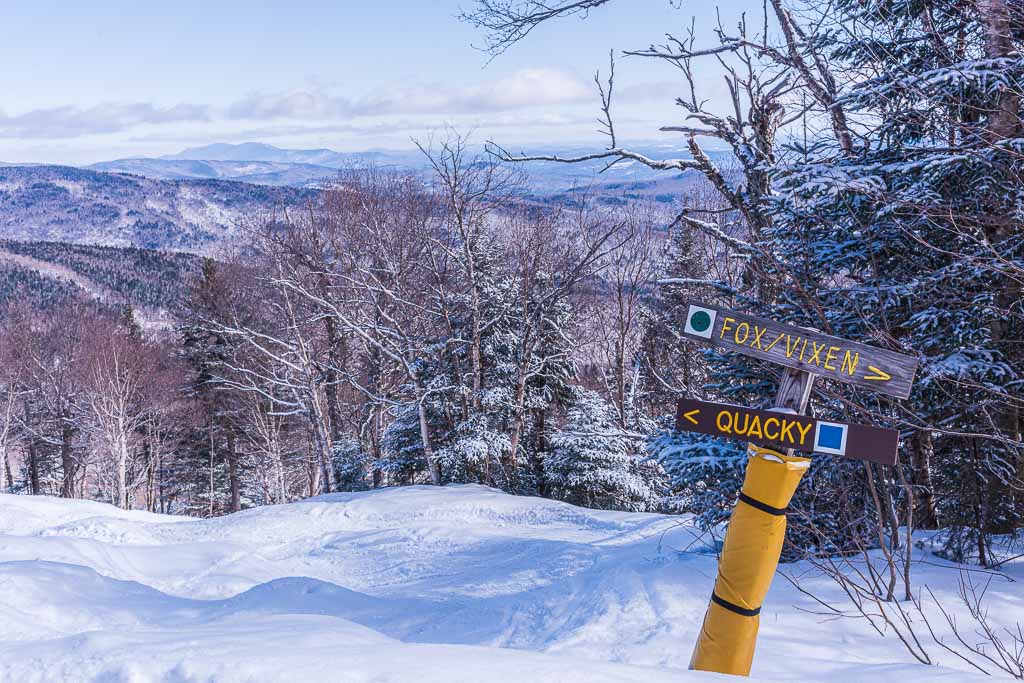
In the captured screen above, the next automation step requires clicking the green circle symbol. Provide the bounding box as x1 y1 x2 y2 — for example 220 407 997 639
690 310 712 332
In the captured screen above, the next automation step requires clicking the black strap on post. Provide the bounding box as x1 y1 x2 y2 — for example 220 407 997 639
711 592 761 617
738 491 787 516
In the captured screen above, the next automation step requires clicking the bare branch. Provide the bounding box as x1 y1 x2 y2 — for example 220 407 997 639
459 0 614 55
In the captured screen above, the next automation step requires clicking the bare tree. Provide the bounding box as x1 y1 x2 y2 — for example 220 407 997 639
80 318 166 509
240 390 290 505
20 305 92 498
262 170 451 485
586 201 667 427
200 259 337 497
0 307 30 493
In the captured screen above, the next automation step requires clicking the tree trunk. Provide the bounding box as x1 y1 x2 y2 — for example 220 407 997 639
28 443 39 495
227 430 241 512
878 464 902 551
116 433 129 509
534 407 548 496
142 437 154 512
614 337 627 427
59 412 76 498
307 393 333 496
979 0 1024 530
371 404 383 488
276 444 287 504
0 391 14 493
3 457 13 494
507 371 528 480
208 422 216 516
155 437 165 513
470 290 484 413
971 438 992 566
980 0 1021 142
26 402 39 495
301 357 334 496
864 462 898 601
324 317 344 442
910 431 938 529
416 396 442 486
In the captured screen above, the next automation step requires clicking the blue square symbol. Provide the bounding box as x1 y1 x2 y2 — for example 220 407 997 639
817 424 845 451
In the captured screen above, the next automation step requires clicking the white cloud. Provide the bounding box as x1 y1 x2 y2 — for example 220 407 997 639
161 110 599 142
226 67 594 120
0 68 676 148
0 103 209 139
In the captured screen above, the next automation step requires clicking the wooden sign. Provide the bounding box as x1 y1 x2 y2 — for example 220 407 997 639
675 398 900 465
682 301 919 399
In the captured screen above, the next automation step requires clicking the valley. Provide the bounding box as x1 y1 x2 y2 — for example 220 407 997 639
0 141 705 320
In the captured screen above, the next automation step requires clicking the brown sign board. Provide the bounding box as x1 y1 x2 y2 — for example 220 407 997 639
675 398 900 465
682 301 919 399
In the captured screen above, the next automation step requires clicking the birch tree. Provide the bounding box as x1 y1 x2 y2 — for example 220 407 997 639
80 318 165 509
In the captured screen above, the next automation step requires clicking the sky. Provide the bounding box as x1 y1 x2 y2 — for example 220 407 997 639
0 0 762 164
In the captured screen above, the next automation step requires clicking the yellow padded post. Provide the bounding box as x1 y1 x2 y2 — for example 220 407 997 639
689 444 811 676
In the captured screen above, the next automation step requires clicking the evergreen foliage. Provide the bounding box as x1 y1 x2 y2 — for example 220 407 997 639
546 389 665 512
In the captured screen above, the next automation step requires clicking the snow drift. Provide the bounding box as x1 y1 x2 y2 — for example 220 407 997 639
0 485 1010 681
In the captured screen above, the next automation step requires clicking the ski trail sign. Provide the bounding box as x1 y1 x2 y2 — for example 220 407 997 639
682 302 919 399
675 398 900 465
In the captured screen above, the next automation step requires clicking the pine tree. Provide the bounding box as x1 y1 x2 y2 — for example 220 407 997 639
546 389 665 512
332 437 372 492
765 0 1024 564
380 400 433 485
178 258 247 513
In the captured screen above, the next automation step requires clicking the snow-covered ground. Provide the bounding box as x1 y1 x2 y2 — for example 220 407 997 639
0 485 1016 682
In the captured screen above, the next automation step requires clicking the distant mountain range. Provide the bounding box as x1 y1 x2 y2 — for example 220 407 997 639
88 158 344 187
90 142 424 187
0 141 723 253
0 141 723 320
88 143 412 187
85 141 716 194
165 141 405 167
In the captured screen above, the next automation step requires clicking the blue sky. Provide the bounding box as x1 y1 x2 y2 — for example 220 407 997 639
0 0 761 164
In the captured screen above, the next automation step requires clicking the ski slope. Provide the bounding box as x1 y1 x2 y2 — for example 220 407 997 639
0 485 1013 681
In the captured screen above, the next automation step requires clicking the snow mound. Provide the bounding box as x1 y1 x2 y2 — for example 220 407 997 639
0 485 1007 681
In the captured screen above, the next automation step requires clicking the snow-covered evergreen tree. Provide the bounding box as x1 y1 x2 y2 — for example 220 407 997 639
546 389 665 512
761 0 1024 564
649 428 746 521
379 401 432 485
332 437 372 492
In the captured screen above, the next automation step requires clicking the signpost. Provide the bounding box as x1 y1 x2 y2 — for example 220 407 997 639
675 398 900 465
682 301 919 399
682 301 918 677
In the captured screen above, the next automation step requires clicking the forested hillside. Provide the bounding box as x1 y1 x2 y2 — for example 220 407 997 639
0 157 701 254
0 240 202 320
0 165 315 251
0 259 83 313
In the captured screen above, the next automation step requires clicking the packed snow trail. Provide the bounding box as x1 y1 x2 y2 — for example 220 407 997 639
0 485 1010 681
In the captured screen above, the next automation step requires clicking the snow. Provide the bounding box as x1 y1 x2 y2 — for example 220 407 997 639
0 485 1013 681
